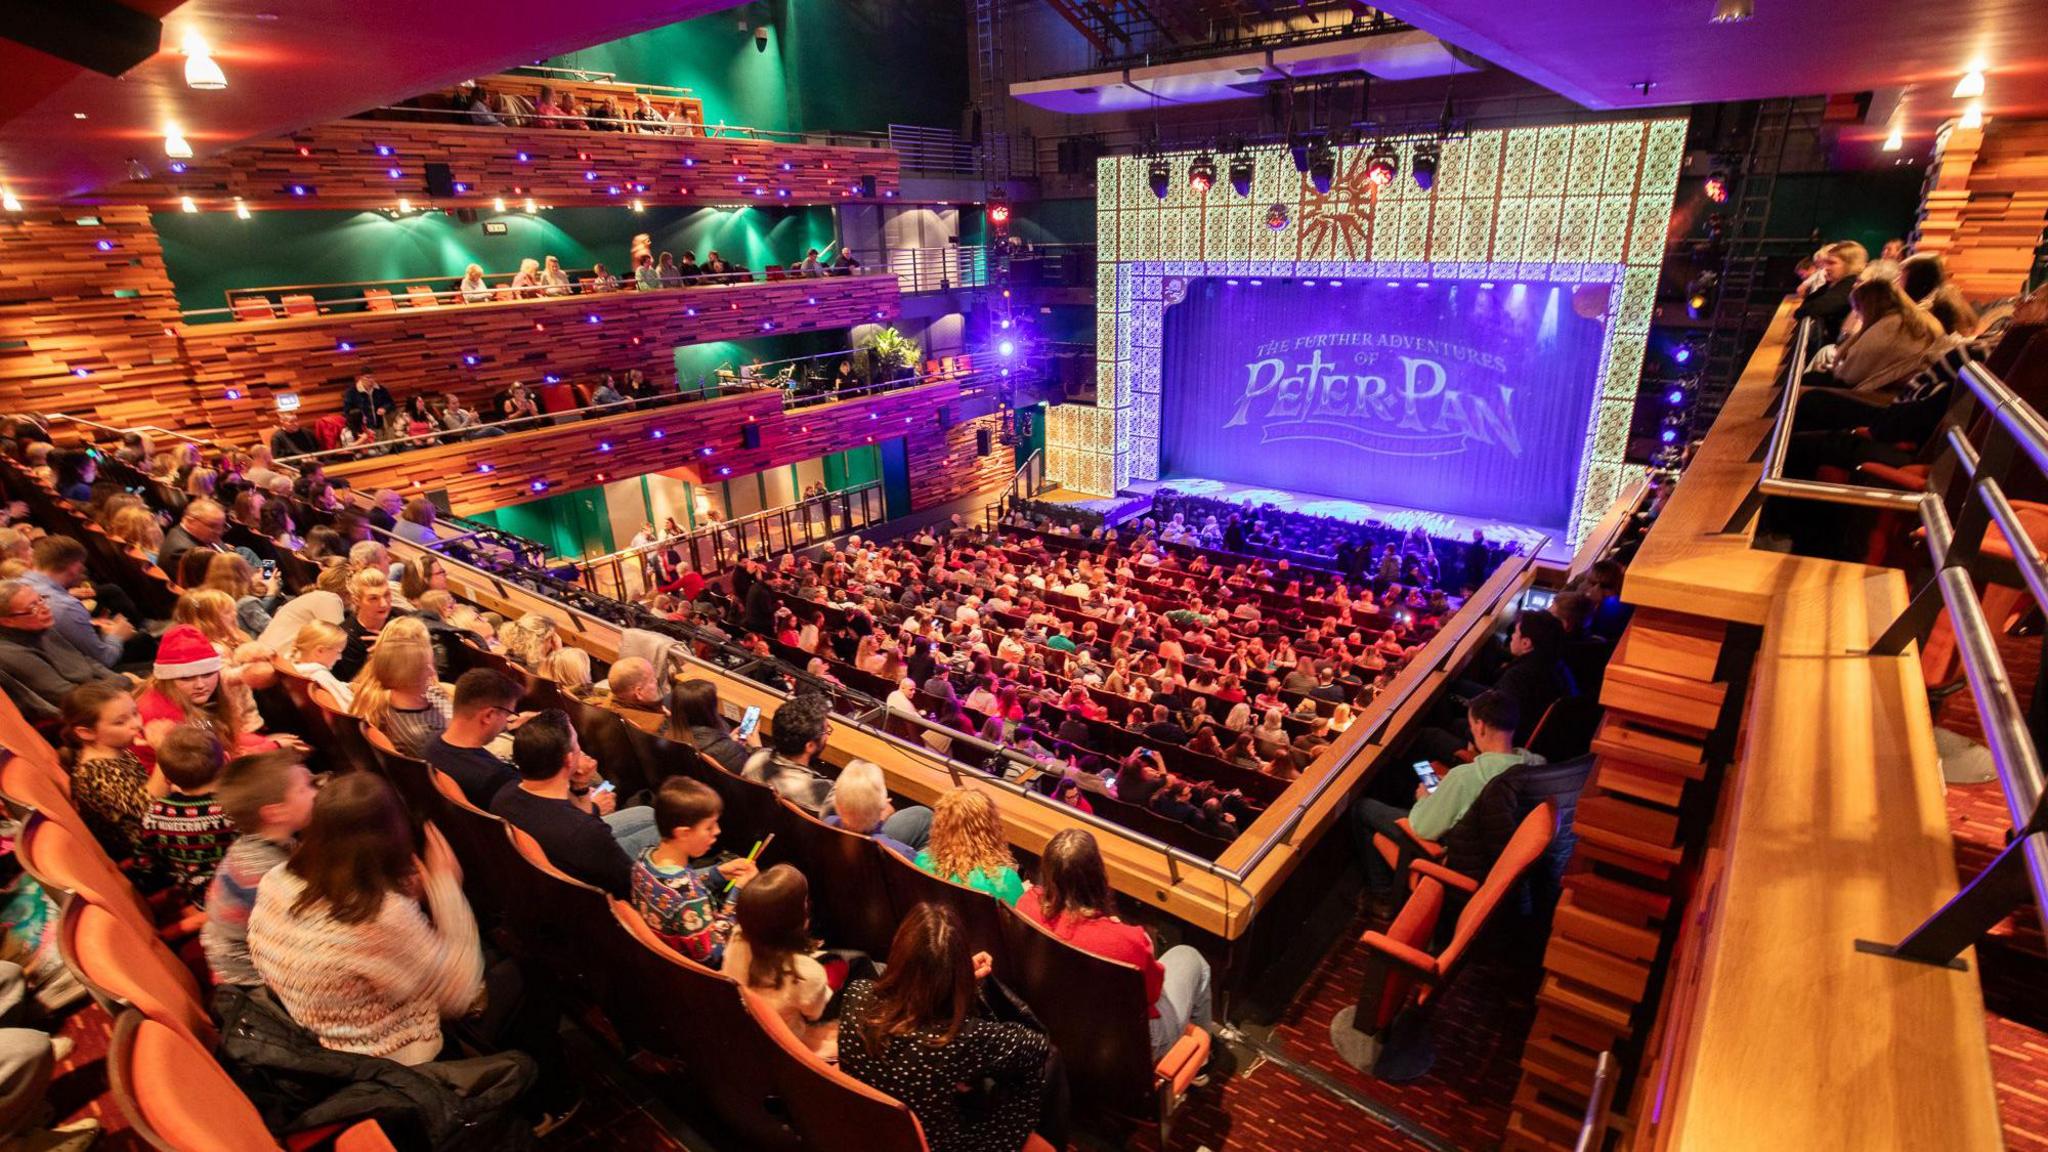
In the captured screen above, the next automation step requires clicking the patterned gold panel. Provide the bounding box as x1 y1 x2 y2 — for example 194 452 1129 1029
1565 123 1614 199
1556 196 1599 265
1523 198 1563 265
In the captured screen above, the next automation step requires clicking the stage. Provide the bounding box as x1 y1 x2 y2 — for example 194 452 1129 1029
1128 476 1568 564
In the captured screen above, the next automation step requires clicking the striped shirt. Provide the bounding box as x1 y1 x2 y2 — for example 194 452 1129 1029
202 834 292 986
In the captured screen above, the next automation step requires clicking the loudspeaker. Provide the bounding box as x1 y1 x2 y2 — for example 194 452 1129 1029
937 405 955 430
740 423 762 449
858 174 878 198
976 428 993 457
424 163 456 198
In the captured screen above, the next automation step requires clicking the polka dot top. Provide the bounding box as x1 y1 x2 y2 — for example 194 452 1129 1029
836 978 1049 1152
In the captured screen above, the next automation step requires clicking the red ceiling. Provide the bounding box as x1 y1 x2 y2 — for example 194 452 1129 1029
0 0 739 202
1373 0 2048 151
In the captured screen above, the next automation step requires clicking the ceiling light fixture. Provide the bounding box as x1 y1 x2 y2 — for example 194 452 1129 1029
1710 0 1753 24
182 32 227 90
1953 69 1985 99
1360 141 1395 190
1147 156 1170 200
163 127 193 159
1411 141 1440 191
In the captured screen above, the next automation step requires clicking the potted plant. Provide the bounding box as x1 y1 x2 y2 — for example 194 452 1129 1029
859 326 922 382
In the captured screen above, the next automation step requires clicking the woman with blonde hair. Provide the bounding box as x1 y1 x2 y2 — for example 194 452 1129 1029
203 551 282 635
109 505 164 565
508 257 542 299
541 646 600 698
349 617 448 757
499 612 561 670
458 263 491 304
1825 277 1945 394
184 467 218 498
915 789 1023 906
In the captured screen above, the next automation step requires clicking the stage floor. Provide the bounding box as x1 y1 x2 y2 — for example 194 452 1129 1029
1128 476 1570 564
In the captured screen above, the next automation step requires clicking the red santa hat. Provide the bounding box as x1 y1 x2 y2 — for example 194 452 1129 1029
152 625 222 680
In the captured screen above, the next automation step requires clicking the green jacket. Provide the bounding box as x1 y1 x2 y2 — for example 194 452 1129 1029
1408 748 1544 842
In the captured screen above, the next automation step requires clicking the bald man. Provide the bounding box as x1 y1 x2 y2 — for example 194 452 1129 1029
607 657 666 716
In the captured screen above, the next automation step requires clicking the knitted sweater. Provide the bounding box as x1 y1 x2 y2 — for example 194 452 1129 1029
247 865 483 1066
202 834 293 986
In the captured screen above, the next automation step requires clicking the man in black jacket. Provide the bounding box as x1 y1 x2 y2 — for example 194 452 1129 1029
1793 241 1866 343
0 580 128 720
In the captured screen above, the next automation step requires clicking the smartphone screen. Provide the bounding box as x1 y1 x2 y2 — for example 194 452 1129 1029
259 560 277 579
592 780 616 796
735 705 762 740
1413 760 1441 793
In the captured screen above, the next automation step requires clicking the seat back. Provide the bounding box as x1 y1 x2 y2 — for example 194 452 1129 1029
109 1008 281 1152
280 293 318 317
360 722 443 824
1428 802 1558 1000
425 770 521 923
770 799 897 957
230 296 275 322
268 668 341 774
502 825 635 1021
307 686 378 772
1528 694 1603 762
58 896 214 1046
742 988 928 1152
876 847 1009 970
560 696 654 797
609 899 802 1151
0 752 91 839
995 903 1155 1114
405 284 439 307
362 287 396 311
16 809 156 940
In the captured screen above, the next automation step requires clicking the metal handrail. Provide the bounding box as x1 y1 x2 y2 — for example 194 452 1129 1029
276 362 1008 468
1754 315 1922 512
575 481 887 598
355 101 893 150
42 413 222 450
579 480 886 570
1575 1051 1616 1152
1225 540 1546 878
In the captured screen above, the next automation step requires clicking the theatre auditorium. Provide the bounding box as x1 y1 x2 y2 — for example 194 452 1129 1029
2 1 2046 1149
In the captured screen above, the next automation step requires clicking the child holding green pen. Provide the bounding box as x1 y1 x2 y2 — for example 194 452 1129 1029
629 778 760 966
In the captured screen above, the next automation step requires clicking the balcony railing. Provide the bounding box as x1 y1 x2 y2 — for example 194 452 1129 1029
190 246 977 326
887 125 977 174
355 100 895 151
574 481 888 599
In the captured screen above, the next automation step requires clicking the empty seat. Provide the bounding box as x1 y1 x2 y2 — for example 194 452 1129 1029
279 293 318 317
230 296 276 322
405 284 439 307
361 287 397 312
58 896 215 1046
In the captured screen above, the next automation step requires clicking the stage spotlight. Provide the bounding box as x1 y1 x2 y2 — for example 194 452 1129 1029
1308 139 1337 194
998 338 1016 357
1189 152 1216 194
1703 170 1730 203
1411 142 1440 191
1686 271 1718 318
1228 152 1254 197
1289 135 1312 174
1672 344 1694 365
1364 142 1398 188
1147 157 1170 200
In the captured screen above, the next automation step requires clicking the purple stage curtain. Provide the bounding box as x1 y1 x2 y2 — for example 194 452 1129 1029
1159 277 1607 529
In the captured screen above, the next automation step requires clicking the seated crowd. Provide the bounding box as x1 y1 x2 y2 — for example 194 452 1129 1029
0 430 1240 1151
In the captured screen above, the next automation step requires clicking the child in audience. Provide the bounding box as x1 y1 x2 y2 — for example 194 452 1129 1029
287 620 354 708
58 681 156 860
135 624 279 759
723 864 836 1058
202 749 318 985
915 789 1024 906
141 724 234 903
350 618 449 757
630 778 758 965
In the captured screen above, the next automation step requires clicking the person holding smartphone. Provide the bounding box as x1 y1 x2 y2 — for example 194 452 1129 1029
1349 690 1543 920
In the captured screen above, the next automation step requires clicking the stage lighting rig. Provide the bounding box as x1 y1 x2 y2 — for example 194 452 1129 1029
1147 156 1171 200
1189 151 1216 194
1686 270 1718 318
1703 169 1730 203
1364 141 1398 188
1411 141 1440 191
1289 134 1312 174
1307 138 1337 194
1227 151 1254 197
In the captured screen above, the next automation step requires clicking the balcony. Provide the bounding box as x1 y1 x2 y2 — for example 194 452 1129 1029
108 116 903 212
177 272 901 444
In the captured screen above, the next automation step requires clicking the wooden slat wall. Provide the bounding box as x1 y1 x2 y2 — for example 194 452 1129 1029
177 276 901 444
0 205 198 430
1504 610 1729 1152
111 119 902 211
323 381 1011 517
1914 119 2048 301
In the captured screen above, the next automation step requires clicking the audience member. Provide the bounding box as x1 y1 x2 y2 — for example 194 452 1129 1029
668 679 752 772
141 723 234 903
630 777 756 963
57 681 151 859
826 758 930 855
741 692 836 814
723 864 836 1057
916 789 1023 905
203 748 318 985
425 668 526 807
493 709 659 895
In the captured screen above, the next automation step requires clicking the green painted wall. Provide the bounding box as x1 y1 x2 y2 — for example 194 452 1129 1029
153 204 837 314
545 0 967 136
475 485 616 562
821 444 880 491
1013 198 1095 247
672 330 845 395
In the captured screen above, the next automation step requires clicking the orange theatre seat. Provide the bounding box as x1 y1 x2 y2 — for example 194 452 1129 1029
280 293 319 317
362 287 397 312
1333 802 1559 1082
230 296 276 322
405 284 440 307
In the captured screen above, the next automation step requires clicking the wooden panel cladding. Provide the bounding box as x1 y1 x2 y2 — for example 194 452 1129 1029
108 119 902 211
176 275 901 446
1914 119 2048 301
324 381 1011 518
1503 607 1731 1152
0 205 201 432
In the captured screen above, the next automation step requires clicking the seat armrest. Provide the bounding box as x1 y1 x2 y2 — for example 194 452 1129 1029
1360 930 1442 977
1856 461 1927 491
1410 859 1480 895
1394 817 1446 859
1154 1024 1210 1096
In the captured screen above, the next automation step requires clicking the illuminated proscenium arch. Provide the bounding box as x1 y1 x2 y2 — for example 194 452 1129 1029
1051 118 1686 545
